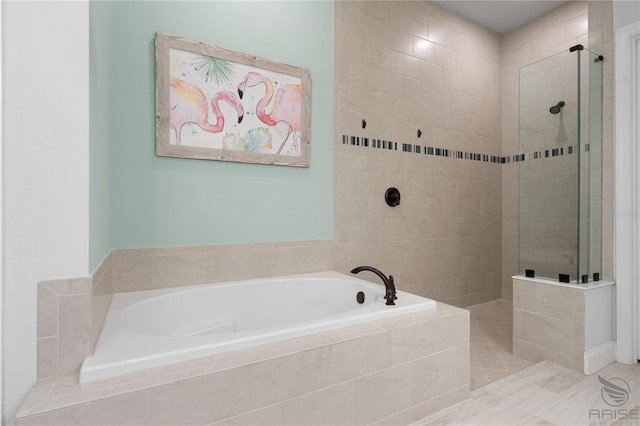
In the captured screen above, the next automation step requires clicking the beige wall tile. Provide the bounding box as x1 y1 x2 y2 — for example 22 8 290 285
513 337 554 364
513 308 523 339
455 344 471 387
42 278 90 296
212 404 282 426
22 307 472 424
513 280 537 310
521 311 574 356
17 390 148 426
249 348 331 409
410 349 457 404
113 248 144 258
149 368 251 426
563 13 588 41
38 285 58 338
276 246 331 275
154 253 209 288
424 385 470 417
574 349 585 374
370 403 426 426
89 374 173 401
17 379 56 418
441 312 469 348
92 291 112 352
573 289 584 313
388 32 412 56
392 319 443 365
330 331 392 384
353 364 412 425
113 255 154 292
334 0 501 307
281 382 353 426
57 294 91 376
92 254 113 351
37 337 57 379
574 311 585 349
412 36 436 62
536 284 575 322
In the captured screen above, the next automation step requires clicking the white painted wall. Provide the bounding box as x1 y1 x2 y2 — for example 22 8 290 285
613 0 640 364
3 1 90 423
613 0 640 30
1 1 4 422
584 285 615 350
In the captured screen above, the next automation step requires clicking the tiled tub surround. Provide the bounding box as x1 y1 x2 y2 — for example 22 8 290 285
37 252 113 380
32 241 449 402
111 241 333 293
512 276 615 374
18 303 470 425
80 271 437 383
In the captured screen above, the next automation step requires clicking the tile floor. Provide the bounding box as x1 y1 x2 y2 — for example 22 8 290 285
418 299 640 425
416 360 640 425
468 299 533 389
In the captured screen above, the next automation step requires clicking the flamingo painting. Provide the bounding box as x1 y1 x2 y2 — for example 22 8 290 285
158 34 309 166
169 78 244 145
237 72 302 156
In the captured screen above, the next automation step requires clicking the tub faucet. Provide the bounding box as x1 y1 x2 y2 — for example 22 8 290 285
350 266 397 305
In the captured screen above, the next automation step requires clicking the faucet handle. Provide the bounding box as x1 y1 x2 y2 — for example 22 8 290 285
388 275 398 300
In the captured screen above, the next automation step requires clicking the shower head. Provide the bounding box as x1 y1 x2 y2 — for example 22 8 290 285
549 101 565 114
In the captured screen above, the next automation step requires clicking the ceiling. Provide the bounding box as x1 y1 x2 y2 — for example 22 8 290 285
433 1 568 34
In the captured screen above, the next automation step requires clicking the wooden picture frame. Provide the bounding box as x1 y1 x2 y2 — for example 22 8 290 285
155 33 311 167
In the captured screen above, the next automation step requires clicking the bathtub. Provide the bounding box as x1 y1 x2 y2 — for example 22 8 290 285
80 271 437 383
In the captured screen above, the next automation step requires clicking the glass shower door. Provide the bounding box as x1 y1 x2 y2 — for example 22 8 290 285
519 50 580 281
518 47 603 282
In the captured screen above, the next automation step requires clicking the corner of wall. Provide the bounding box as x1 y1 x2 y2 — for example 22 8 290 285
36 250 114 381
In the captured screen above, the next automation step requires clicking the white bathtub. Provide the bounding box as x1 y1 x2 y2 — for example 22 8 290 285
80 271 436 383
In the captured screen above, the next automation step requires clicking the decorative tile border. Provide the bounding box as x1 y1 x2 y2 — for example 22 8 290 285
342 134 587 165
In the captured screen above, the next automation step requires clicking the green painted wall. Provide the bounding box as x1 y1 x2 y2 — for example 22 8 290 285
110 1 333 248
90 0 112 271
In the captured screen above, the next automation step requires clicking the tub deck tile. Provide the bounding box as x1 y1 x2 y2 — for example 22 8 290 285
353 363 413 425
148 367 252 426
16 379 56 417
17 302 470 425
17 390 148 426
330 331 392 383
89 373 174 401
280 381 354 425
210 403 283 426
369 402 427 426
249 347 332 409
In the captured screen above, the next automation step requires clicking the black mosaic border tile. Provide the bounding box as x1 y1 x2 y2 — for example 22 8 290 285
341 134 585 165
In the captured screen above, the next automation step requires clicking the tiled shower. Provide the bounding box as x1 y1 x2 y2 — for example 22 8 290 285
333 0 613 393
334 0 503 307
334 0 612 305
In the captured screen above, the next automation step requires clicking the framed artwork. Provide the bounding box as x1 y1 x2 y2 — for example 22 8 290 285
155 33 311 167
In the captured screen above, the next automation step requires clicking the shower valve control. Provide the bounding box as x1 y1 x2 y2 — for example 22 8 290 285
385 187 401 207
